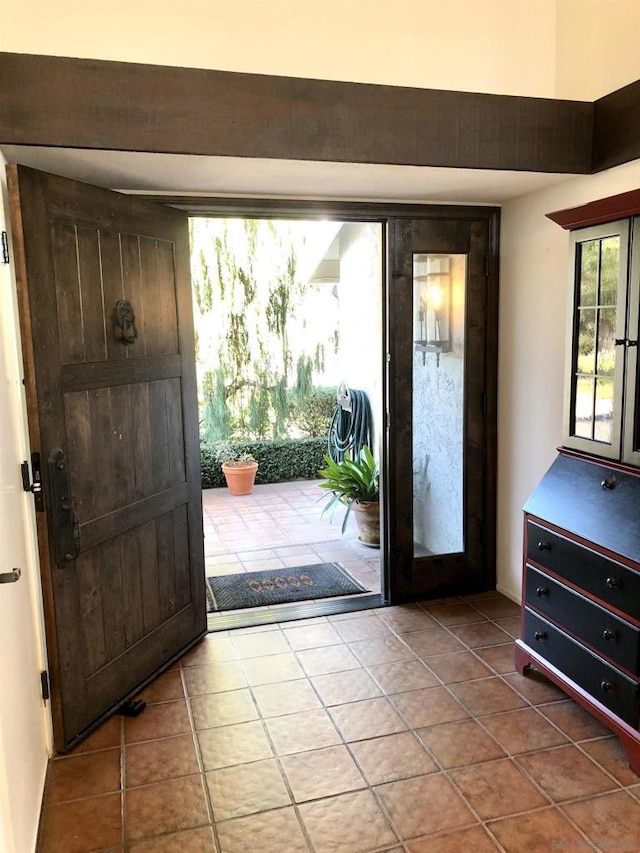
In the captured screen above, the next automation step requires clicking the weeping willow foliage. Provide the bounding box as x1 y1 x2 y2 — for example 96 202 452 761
191 218 340 441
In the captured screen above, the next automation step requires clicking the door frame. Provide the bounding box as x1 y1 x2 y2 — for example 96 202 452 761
386 214 499 601
0 174 50 852
158 197 500 605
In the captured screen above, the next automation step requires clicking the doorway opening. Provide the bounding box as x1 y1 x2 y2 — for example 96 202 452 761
189 216 385 628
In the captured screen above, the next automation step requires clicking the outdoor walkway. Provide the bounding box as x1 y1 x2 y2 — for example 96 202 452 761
202 480 382 608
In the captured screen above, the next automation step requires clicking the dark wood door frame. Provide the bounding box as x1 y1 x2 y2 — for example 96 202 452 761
180 197 499 605
386 214 499 601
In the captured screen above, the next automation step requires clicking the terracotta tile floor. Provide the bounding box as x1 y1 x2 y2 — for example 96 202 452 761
202 480 382 612
38 592 640 852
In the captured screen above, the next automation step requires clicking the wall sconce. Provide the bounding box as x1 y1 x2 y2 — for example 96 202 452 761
414 254 451 366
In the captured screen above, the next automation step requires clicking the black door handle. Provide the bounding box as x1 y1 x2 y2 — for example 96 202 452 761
48 448 81 566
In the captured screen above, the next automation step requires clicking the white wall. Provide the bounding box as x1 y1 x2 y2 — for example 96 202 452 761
1 0 557 96
556 0 640 99
6 2 640 103
0 158 51 853
498 158 640 601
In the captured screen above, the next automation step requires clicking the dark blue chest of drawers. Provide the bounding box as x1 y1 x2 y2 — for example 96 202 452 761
516 451 640 774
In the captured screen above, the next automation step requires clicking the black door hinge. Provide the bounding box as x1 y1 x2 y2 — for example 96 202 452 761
40 670 50 702
21 453 45 512
1 232 9 265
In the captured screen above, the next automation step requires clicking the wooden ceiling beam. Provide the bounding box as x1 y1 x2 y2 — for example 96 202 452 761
0 52 594 174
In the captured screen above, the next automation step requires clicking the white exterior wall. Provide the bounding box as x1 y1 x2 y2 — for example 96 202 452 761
335 224 383 457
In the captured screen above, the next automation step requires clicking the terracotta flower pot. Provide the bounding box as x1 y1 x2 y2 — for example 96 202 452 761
353 500 380 547
221 461 258 496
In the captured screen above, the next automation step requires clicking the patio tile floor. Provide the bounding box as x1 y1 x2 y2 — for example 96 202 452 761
202 480 381 612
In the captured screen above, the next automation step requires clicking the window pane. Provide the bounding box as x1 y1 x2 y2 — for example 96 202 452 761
412 253 465 558
574 375 594 439
595 376 614 444
596 307 616 376
599 237 620 307
577 309 596 375
579 241 599 307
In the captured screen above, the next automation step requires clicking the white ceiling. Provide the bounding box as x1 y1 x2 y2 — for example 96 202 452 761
1 146 574 206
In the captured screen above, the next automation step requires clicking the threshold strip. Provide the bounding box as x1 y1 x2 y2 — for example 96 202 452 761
206 592 385 632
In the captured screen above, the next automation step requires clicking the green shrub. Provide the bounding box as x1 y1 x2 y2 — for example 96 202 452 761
287 385 338 438
201 438 327 488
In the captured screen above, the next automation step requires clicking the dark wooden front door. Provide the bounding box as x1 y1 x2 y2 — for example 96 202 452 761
385 214 498 601
7 165 206 751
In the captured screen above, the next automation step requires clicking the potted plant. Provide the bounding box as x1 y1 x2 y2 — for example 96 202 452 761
317 445 380 546
215 441 258 496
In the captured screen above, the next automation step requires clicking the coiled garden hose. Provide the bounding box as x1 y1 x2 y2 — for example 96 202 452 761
328 388 373 462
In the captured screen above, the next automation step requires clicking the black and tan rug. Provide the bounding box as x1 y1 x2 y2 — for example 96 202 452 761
206 562 368 612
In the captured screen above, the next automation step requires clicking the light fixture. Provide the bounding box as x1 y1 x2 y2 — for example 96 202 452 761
414 254 451 367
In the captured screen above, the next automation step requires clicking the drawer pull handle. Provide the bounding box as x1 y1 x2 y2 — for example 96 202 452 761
534 631 547 641
536 587 549 597
602 629 617 642
537 542 552 552
605 577 620 589
600 680 615 693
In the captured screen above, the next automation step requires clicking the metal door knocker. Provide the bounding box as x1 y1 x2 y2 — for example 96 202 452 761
115 299 138 345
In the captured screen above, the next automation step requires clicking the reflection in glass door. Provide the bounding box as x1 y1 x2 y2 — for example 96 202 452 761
412 254 466 558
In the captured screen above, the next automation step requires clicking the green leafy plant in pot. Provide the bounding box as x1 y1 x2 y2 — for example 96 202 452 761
317 445 380 547
215 441 258 496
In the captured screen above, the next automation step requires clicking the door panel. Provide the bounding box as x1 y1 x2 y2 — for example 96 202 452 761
386 216 496 601
7 164 206 750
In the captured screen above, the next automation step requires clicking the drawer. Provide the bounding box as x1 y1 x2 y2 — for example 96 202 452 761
524 609 639 726
526 520 640 622
526 566 640 674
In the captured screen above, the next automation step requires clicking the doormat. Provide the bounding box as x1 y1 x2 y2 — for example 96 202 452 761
206 562 369 612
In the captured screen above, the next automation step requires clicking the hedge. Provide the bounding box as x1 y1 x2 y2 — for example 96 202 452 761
201 438 328 489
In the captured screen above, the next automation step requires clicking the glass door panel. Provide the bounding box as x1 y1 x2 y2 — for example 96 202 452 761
386 215 497 602
412 253 466 559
